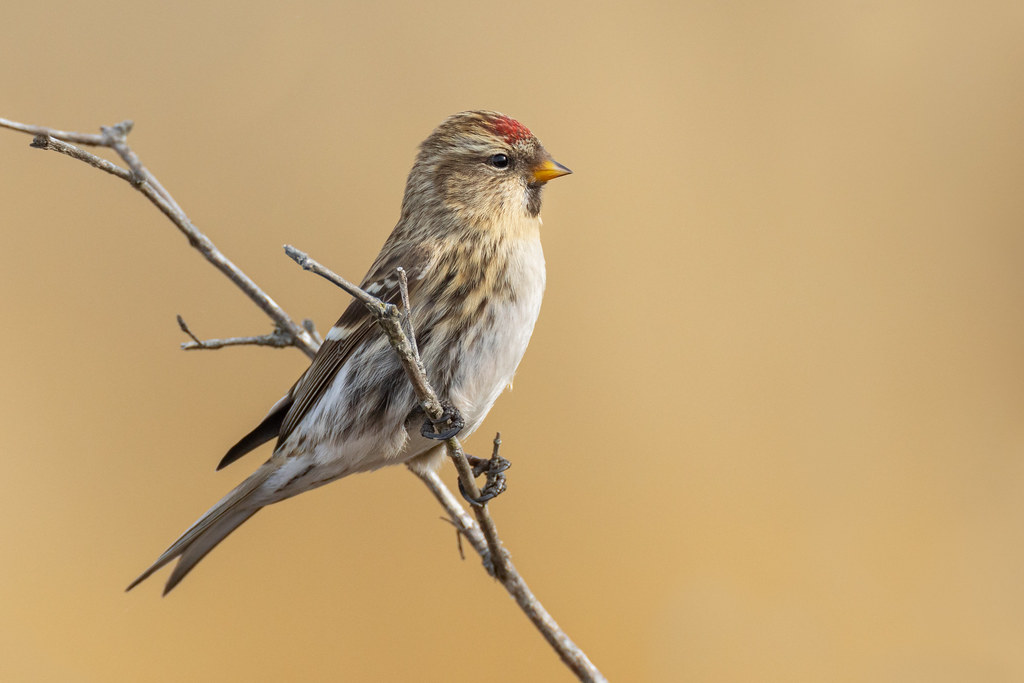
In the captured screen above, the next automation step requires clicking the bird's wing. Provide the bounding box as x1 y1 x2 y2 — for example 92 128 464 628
275 242 436 450
275 298 379 446
217 393 294 469
216 239 435 468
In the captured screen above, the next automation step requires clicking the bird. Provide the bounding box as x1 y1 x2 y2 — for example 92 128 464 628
127 110 571 594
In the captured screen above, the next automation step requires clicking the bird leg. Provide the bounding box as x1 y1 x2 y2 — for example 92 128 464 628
420 401 465 440
458 449 511 507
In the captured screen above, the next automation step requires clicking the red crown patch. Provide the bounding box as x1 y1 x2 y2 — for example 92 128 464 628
492 116 532 144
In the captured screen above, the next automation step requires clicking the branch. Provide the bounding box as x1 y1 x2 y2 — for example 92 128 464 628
0 116 111 145
29 135 134 181
177 315 296 351
412 468 490 560
283 247 605 681
1 117 319 360
3 115 606 683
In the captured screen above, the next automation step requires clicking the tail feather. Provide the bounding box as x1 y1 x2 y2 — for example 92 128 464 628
160 507 261 594
127 465 273 594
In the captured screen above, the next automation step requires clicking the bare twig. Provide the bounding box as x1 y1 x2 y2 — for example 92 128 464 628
176 315 205 345
101 121 183 215
414 469 489 560
440 516 468 561
396 267 420 359
301 319 323 345
1 117 110 145
179 335 296 351
3 116 606 683
177 315 295 351
284 247 605 681
30 135 134 181
3 117 319 359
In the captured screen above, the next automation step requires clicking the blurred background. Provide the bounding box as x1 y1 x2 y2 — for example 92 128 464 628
2 1 1023 681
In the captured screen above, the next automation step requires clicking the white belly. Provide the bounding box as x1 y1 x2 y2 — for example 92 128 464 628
452 236 546 435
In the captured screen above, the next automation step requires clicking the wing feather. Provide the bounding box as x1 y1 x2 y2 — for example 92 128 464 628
273 242 436 450
217 393 293 469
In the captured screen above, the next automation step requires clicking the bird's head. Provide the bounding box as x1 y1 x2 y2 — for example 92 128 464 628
401 111 571 234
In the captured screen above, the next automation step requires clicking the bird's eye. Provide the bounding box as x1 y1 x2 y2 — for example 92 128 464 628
488 154 510 169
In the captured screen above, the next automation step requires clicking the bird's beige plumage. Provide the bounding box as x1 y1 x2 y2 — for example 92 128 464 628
128 111 570 594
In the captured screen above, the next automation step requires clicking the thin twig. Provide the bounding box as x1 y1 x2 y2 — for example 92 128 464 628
301 319 323 345
176 315 205 344
177 314 295 351
101 121 183 214
182 335 295 351
179 336 295 351
0 117 110 145
396 267 420 359
448 437 507 574
5 117 319 360
285 246 605 681
413 468 489 560
30 135 134 182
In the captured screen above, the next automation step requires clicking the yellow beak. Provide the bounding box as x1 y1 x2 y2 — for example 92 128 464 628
531 158 573 184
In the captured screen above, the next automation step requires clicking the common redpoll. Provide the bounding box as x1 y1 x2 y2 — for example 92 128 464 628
128 110 571 594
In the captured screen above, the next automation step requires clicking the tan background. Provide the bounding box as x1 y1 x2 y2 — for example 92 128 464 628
2 1 1023 681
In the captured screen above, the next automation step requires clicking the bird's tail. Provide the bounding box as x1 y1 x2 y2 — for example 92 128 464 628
127 464 274 595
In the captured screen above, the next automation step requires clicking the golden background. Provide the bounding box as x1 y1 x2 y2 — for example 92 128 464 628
2 1 1023 681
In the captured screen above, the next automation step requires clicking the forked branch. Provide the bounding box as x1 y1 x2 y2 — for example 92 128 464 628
0 117 319 359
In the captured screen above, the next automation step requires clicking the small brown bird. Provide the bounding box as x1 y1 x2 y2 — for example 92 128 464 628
128 110 571 594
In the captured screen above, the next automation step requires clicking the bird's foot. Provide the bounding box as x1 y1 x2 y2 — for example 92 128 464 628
420 402 465 441
458 450 511 507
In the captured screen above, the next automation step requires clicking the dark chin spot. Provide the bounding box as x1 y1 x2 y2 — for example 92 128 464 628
526 185 543 216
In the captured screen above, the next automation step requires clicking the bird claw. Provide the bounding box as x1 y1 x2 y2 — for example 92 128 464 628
420 402 465 440
458 453 511 506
